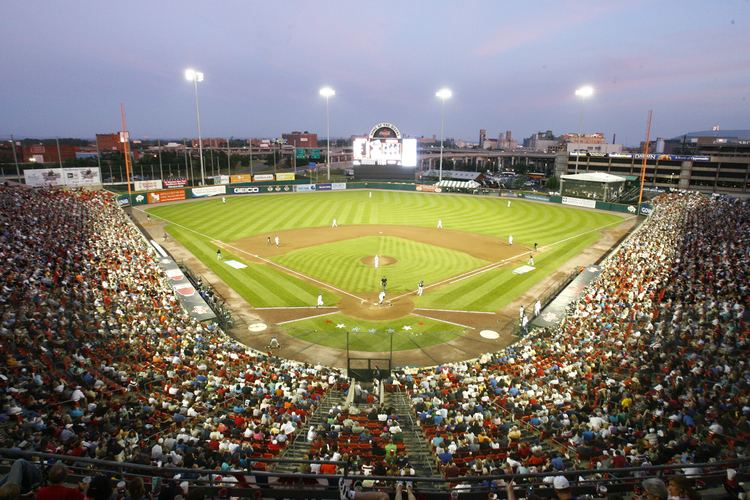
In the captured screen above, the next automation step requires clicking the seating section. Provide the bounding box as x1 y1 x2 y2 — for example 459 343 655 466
395 192 750 479
0 186 343 471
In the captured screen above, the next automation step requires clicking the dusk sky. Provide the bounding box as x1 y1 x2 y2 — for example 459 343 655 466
1 0 748 145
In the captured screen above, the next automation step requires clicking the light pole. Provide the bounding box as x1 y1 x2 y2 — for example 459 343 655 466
573 85 594 174
435 88 452 182
185 68 206 185
319 86 335 181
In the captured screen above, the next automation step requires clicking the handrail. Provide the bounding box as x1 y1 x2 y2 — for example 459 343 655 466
1 448 747 487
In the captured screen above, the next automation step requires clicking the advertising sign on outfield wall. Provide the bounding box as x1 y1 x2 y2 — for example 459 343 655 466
331 183 347 190
230 174 252 183
24 167 102 187
317 183 332 191
295 184 316 193
253 174 274 182
148 189 186 204
163 178 188 188
275 172 296 181
416 184 437 192
523 193 551 203
561 196 597 209
231 186 261 194
191 185 226 198
134 180 163 192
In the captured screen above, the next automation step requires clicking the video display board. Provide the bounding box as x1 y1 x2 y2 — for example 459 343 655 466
352 122 417 167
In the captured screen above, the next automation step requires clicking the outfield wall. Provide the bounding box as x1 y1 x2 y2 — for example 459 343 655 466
115 180 652 215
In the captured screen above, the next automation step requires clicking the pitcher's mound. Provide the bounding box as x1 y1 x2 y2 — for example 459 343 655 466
361 255 397 267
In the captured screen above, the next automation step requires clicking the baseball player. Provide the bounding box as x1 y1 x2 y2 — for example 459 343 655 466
332 218 338 228
374 255 379 269
417 280 424 296
534 299 542 317
508 234 513 246
274 235 280 247
437 219 443 229
317 293 324 308
378 290 386 305
216 248 222 260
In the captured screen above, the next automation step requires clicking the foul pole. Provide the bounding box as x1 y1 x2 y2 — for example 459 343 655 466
120 104 133 198
637 110 653 213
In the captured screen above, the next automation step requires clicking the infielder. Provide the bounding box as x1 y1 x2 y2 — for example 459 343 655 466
216 248 222 260
416 280 424 296
378 290 386 305
317 294 324 308
437 219 443 229
332 218 338 228
274 235 280 247
374 255 379 269
508 234 513 246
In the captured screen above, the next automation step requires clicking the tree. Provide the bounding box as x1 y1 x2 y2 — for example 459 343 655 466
546 175 560 190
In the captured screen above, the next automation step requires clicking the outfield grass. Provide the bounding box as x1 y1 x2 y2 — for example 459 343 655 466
148 190 622 246
273 235 488 294
281 313 469 351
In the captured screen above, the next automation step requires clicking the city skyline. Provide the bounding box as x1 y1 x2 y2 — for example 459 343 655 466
1 0 748 145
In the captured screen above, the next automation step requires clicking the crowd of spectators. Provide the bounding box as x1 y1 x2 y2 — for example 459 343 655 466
395 192 749 492
0 186 344 495
1 186 749 498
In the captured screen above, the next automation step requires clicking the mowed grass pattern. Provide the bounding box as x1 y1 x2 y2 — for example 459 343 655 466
148 191 625 311
168 225 339 307
148 190 622 246
282 313 468 351
274 236 488 294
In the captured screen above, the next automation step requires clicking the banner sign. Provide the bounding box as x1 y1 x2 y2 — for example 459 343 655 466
253 174 274 182
134 180 163 191
116 195 130 207
608 153 710 162
24 167 102 187
232 186 261 195
640 203 654 216
317 183 332 191
132 194 148 206
295 184 316 193
230 174 252 183
416 184 437 192
191 185 226 198
148 189 186 204
275 172 296 181
152 252 216 322
331 182 347 191
163 177 188 188
523 193 551 202
562 196 596 208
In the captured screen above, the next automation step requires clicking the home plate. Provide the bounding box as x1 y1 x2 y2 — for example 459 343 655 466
225 260 247 269
480 330 499 340
248 323 267 332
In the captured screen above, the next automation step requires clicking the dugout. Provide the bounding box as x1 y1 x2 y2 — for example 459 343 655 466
560 172 627 202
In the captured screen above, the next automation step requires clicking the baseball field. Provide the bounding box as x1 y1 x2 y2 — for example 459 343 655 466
145 190 629 355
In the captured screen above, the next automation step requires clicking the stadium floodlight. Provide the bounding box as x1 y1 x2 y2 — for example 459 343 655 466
185 68 206 185
435 88 452 182
573 85 595 174
319 86 335 180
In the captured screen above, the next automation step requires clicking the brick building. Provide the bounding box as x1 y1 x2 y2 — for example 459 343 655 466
23 144 78 164
282 131 317 148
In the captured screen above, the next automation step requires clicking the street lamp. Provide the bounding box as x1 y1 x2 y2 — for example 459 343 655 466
435 88 452 182
319 86 335 181
185 68 206 185
573 85 594 174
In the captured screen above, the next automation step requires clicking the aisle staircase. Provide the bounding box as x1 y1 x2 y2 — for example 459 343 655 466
274 387 347 472
383 388 438 478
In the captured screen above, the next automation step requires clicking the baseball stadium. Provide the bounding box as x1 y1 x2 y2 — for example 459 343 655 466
2 3 750 496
